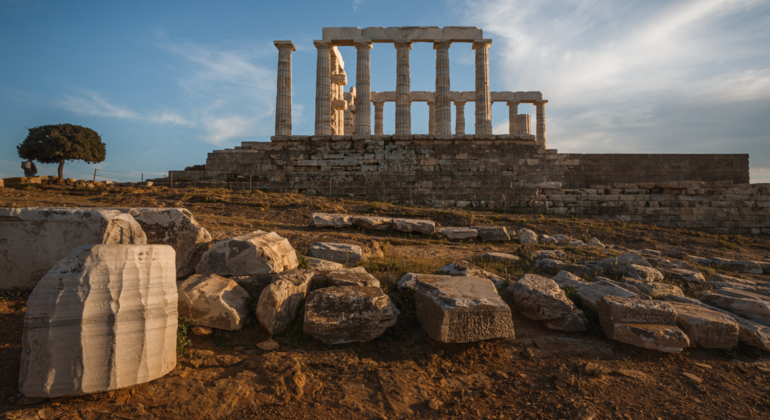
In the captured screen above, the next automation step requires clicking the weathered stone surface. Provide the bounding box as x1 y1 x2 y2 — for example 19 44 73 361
311 213 352 228
562 264 604 278
392 218 435 234
177 274 249 330
597 253 650 271
535 258 564 270
543 309 589 332
587 237 604 248
19 245 177 398
438 227 478 239
552 270 590 289
536 249 567 260
577 280 639 313
711 259 764 274
624 264 664 283
304 286 398 344
510 274 575 321
597 296 678 326
256 269 314 335
112 208 212 277
471 226 511 241
701 288 770 326
551 234 571 244
351 215 392 230
624 278 683 299
519 228 538 245
327 266 381 288
196 231 298 276
708 273 754 285
483 252 520 264
306 257 344 271
415 275 514 343
658 268 706 287
668 302 739 348
608 323 690 353
0 208 147 290
307 242 363 265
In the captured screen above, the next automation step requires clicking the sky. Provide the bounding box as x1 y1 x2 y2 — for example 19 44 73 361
1 0 769 182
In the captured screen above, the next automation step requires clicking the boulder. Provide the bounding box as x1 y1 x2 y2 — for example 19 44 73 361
437 261 505 285
672 260 699 273
562 264 604 278
304 286 398 344
597 253 650 271
415 275 514 343
471 226 511 241
596 296 688 353
707 273 754 285
351 216 392 230
541 234 558 245
701 288 770 326
306 257 344 271
623 278 683 299
608 323 690 353
597 296 677 325
307 242 363 265
311 213 352 228
392 218 435 234
551 234 571 244
483 252 520 264
0 208 147 290
19 245 177 398
543 309 589 332
509 274 575 321
196 231 298 276
256 269 314 335
577 280 639 312
519 228 538 245
536 249 567 260
659 268 706 287
624 264 664 283
552 271 591 289
712 259 764 274
110 208 212 278
587 238 604 248
438 227 478 239
177 274 250 330
326 266 381 288
668 302 739 348
535 258 564 270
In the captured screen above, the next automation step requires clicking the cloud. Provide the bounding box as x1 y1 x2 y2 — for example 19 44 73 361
59 90 192 127
353 0 364 11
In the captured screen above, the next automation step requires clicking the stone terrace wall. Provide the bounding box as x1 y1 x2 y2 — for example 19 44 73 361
167 136 764 234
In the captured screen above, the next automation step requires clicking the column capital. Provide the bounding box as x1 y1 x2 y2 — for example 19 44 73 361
372 101 385 106
471 39 493 49
506 101 520 106
433 39 452 49
313 40 333 49
394 39 412 49
454 100 466 105
535 100 549 105
354 39 373 49
274 40 296 51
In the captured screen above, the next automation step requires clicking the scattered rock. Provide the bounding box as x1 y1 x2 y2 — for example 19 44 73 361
327 266 381 288
587 237 604 248
708 273 754 285
597 253 650 271
624 264 664 283
471 226 511 241
351 215 392 230
536 249 567 260
562 264 604 279
306 257 344 271
510 274 576 320
415 275 514 343
552 271 591 289
535 258 564 270
304 286 399 344
578 280 639 312
541 234 558 245
551 234 571 244
701 288 770 326
311 213 352 228
662 248 689 259
543 309 589 332
639 249 661 257
256 269 314 335
392 218 435 234
682 372 703 383
688 255 713 265
257 339 280 351
307 242 363 265
428 398 443 410
20 245 177 397
177 274 250 330
192 326 213 336
196 231 298 276
519 228 538 245
596 296 687 353
438 227 478 239
483 252 520 264
569 240 586 246
668 302 739 348
659 268 706 287
623 278 683 299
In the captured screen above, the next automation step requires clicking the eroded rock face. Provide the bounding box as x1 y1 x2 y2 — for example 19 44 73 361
624 264 664 283
415 275 514 343
304 286 398 344
311 213 352 228
351 216 392 230
519 228 538 245
668 302 739 349
0 208 147 290
111 208 212 278
177 274 250 330
701 288 770 326
392 219 435 235
196 231 298 276
509 274 575 321
326 266 381 288
596 296 688 353
256 269 314 335
19 245 177 398
307 242 363 265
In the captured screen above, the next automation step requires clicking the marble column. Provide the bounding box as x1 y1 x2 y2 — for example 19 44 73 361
454 101 466 135
373 102 385 135
434 40 452 134
507 101 519 135
472 39 492 135
313 40 332 136
427 101 436 134
395 40 412 135
536 100 547 145
354 40 373 136
274 41 296 137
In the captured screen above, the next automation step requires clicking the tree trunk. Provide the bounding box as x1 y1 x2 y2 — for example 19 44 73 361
58 160 64 180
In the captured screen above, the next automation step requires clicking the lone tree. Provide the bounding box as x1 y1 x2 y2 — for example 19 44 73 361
17 124 106 180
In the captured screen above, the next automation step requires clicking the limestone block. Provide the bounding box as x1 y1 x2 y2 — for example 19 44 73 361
668 302 739 348
551 234 572 244
306 257 344 272
326 266 381 288
543 309 589 332
196 231 298 276
707 273 754 285
536 249 567 260
624 264 664 283
597 296 677 326
607 323 690 353
597 296 687 353
437 261 506 288
515 91 544 102
578 280 639 313
624 279 683 299
535 258 564 270
177 274 249 330
304 286 398 344
401 26 443 41
562 264 604 279
351 215 392 230
441 26 483 41
112 208 212 278
519 228 538 245
361 27 403 41
536 182 562 190
587 237 604 248
256 269 314 335
659 268 706 287
0 208 147 290
552 270 591 289
19 244 177 398
415 275 514 343
483 252 520 264
509 274 576 320
393 218 435 234
701 288 770 326
438 227 478 239
597 253 650 271
471 225 510 241
307 242 363 265
311 213 353 228
322 27 362 41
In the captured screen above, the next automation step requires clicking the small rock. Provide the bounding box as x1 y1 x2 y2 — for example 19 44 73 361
623 278 683 299
587 238 604 248
519 228 538 245
438 227 478 239
191 326 214 336
682 372 703 383
551 234 571 244
510 274 576 321
471 225 511 241
552 271 591 289
659 268 706 287
597 253 650 271
257 339 280 351
428 398 443 410
535 258 564 270
306 257 344 271
307 242 364 265
483 252 520 264
351 215 392 230
311 213 352 228
392 218 435 234
624 264 664 283
536 249 567 260
327 266 381 288
177 274 250 330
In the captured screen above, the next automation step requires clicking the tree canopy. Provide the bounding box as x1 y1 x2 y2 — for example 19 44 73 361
17 124 106 179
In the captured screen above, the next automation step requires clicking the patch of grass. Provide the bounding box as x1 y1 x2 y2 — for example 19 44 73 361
297 254 309 269
177 317 193 357
0 287 31 302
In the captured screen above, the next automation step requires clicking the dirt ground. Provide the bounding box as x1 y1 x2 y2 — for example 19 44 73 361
2 184 770 420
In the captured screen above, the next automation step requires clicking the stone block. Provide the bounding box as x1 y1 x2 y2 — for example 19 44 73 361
306 257 344 272
483 252 520 264
509 274 576 320
0 208 147 290
597 296 677 326
256 269 314 335
322 27 362 41
669 302 739 348
552 270 591 289
19 245 177 398
624 264 664 283
307 242 363 265
438 227 478 239
578 280 640 313
361 27 403 41
196 231 298 276
441 26 483 41
401 26 443 41
597 253 650 271
471 225 510 241
351 215 392 230
393 218 435 234
177 274 250 330
326 266 380 288
607 323 690 353
304 286 398 344
415 275 514 343
519 228 538 244
624 279 683 299
701 288 770 326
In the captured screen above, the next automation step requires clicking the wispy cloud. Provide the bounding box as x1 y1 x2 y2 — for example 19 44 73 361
58 90 191 126
353 0 365 12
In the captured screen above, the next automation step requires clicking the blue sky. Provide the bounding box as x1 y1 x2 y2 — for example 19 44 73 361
1 0 769 182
